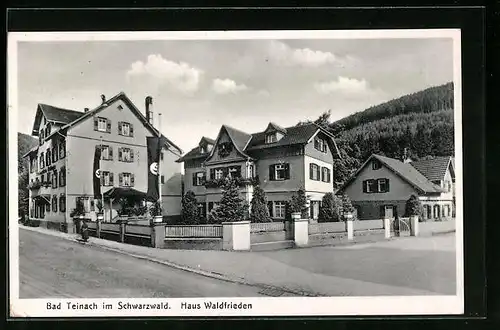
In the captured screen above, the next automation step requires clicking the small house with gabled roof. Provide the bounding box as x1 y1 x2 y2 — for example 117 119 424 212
337 154 455 221
177 122 341 221
22 93 183 232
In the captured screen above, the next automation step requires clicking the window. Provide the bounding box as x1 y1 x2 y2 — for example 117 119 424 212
321 167 331 183
52 146 58 163
266 133 277 144
46 172 51 185
377 178 389 193
119 121 133 137
40 153 44 169
314 137 327 152
119 147 134 162
215 168 224 180
46 150 51 166
52 195 58 212
101 145 114 160
101 171 112 186
97 117 107 132
363 179 375 193
59 168 66 187
193 172 206 186
119 172 134 187
52 170 58 188
247 164 254 178
161 175 165 184
59 195 66 212
228 166 241 178
59 141 66 158
309 163 321 181
372 160 381 170
270 163 289 181
274 202 286 219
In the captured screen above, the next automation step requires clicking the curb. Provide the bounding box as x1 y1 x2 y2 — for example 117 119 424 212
20 226 324 298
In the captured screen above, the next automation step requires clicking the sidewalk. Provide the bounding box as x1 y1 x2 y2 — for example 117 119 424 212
19 225 442 297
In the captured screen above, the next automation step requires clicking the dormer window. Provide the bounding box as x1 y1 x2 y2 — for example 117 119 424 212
266 133 277 144
314 137 327 153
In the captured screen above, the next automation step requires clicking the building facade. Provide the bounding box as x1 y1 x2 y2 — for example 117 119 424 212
177 122 341 221
23 93 183 232
337 154 455 221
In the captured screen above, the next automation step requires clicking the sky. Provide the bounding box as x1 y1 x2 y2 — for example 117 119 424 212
16 37 453 153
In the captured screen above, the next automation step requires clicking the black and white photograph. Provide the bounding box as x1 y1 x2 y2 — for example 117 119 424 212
8 29 463 317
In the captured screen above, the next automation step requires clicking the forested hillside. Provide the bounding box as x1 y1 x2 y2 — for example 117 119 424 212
18 132 37 217
305 82 455 188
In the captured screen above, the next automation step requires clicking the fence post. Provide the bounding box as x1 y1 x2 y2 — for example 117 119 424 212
384 218 391 239
293 217 309 247
151 223 166 248
284 220 294 240
222 221 250 251
346 219 354 240
96 220 101 239
410 216 419 236
119 222 125 243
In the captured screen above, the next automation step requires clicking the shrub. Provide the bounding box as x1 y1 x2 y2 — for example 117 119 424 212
250 185 271 223
208 178 246 224
70 198 85 218
405 195 423 217
340 194 355 218
181 190 200 225
290 188 308 218
149 201 163 217
318 193 342 222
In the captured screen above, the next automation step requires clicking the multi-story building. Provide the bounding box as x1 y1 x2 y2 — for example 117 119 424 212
176 122 341 221
22 92 183 232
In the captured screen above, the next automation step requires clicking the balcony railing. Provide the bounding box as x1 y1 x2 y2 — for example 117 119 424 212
28 181 42 190
204 176 260 188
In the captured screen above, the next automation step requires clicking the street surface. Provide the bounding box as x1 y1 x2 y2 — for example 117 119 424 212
19 229 264 298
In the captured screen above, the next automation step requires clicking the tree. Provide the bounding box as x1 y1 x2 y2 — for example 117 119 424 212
250 185 271 223
314 109 331 129
340 194 355 218
405 194 424 218
318 193 341 223
181 190 200 225
208 178 246 224
290 188 308 218
18 167 29 218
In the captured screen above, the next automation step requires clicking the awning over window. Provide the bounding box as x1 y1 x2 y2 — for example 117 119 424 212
103 187 149 200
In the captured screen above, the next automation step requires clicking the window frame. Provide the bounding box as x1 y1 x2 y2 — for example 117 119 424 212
97 117 108 132
122 172 131 187
275 164 286 181
274 201 286 219
377 178 389 193
265 133 277 144
121 122 131 136
372 160 381 170
366 179 375 193
214 169 224 180
195 172 206 186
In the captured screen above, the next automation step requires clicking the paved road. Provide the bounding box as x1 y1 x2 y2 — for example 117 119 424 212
19 229 264 298
260 234 457 295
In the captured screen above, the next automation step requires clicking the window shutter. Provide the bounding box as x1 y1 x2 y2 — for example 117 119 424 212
309 164 314 180
130 149 135 162
208 202 214 212
118 122 122 135
131 174 135 187
210 168 215 180
269 165 275 181
235 166 241 178
327 169 331 183
222 167 229 177
362 180 367 193
192 173 197 186
268 201 274 217
109 146 113 160
386 179 390 192
119 173 123 186
109 172 114 186
129 124 134 137
106 119 111 133
118 148 122 161
94 117 98 131
284 163 290 179
100 173 104 185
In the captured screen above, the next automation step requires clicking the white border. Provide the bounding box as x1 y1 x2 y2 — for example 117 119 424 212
8 29 463 317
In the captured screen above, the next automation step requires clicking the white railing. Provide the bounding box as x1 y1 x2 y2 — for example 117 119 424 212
250 222 285 233
165 225 223 238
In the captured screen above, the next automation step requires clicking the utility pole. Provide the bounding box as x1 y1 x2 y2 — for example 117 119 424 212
158 113 162 208
100 135 104 222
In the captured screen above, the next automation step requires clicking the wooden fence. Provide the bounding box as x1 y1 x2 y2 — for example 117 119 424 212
100 222 121 234
125 224 152 238
308 222 346 235
250 222 285 233
165 225 223 238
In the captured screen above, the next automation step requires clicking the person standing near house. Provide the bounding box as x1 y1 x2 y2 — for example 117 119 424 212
81 219 89 242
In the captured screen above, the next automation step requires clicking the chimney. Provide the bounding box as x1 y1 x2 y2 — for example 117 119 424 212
100 94 106 104
145 96 153 126
84 108 89 113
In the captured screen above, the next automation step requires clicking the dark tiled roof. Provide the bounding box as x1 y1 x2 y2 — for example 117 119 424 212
38 104 84 124
373 154 444 194
247 122 319 150
176 146 210 162
410 156 453 182
201 136 215 144
266 122 287 134
222 125 252 156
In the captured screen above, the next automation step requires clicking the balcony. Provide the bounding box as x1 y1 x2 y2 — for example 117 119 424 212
28 181 42 190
